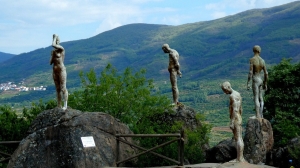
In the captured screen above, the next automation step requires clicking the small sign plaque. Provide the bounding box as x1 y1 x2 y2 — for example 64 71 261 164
81 136 96 147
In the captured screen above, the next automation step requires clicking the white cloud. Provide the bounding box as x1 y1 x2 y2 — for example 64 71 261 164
205 3 225 10
212 11 228 19
204 0 297 20
263 0 276 4
93 3 142 34
0 0 177 54
130 0 163 3
0 0 298 54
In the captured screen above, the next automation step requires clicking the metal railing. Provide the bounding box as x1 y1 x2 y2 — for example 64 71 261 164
116 130 184 167
0 141 21 163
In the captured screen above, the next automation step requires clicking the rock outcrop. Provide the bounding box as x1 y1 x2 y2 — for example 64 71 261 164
205 138 236 163
243 118 274 164
8 108 136 168
165 104 202 130
266 136 300 168
154 104 209 163
206 118 274 164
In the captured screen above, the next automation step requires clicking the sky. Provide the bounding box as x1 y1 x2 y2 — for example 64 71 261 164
0 0 298 55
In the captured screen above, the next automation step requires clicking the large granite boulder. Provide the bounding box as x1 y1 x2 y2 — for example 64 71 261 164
154 104 209 163
206 118 274 164
175 105 210 162
8 107 136 168
266 137 300 168
243 118 274 164
164 104 202 130
205 138 236 163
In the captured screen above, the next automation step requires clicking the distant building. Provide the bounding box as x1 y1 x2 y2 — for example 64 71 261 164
0 82 46 92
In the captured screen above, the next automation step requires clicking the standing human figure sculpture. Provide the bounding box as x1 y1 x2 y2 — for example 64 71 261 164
221 81 245 162
247 45 268 119
50 34 68 110
162 44 182 105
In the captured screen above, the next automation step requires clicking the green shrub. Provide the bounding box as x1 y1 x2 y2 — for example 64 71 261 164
0 100 56 168
264 59 300 147
69 64 211 166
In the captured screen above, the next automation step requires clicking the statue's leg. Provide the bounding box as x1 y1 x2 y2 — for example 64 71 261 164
53 73 62 108
62 90 68 110
60 70 68 110
259 86 264 118
61 86 68 110
252 77 262 119
232 126 237 141
252 85 260 118
236 124 245 162
170 69 178 104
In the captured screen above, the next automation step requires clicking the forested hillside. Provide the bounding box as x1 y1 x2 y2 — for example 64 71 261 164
1 1 300 133
1 1 300 83
0 52 14 63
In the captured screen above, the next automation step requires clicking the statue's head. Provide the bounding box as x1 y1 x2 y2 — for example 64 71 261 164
162 44 170 53
221 81 232 94
253 45 261 54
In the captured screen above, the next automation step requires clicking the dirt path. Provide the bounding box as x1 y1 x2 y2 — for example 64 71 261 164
212 126 232 132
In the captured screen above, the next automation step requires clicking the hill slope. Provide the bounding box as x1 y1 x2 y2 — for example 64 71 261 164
1 1 300 122
0 52 15 63
1 1 300 85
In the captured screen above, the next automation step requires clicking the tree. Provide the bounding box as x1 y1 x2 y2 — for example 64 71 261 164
0 100 56 142
0 100 56 168
68 64 211 166
68 63 171 126
264 59 300 146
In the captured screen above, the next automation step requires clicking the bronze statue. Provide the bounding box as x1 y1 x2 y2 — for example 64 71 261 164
162 44 182 105
247 45 268 119
221 81 245 162
50 34 68 110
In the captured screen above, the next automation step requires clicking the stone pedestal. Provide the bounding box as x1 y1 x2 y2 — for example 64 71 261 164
243 118 274 164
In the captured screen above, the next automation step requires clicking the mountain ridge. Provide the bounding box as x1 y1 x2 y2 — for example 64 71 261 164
0 1 300 97
0 52 15 63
